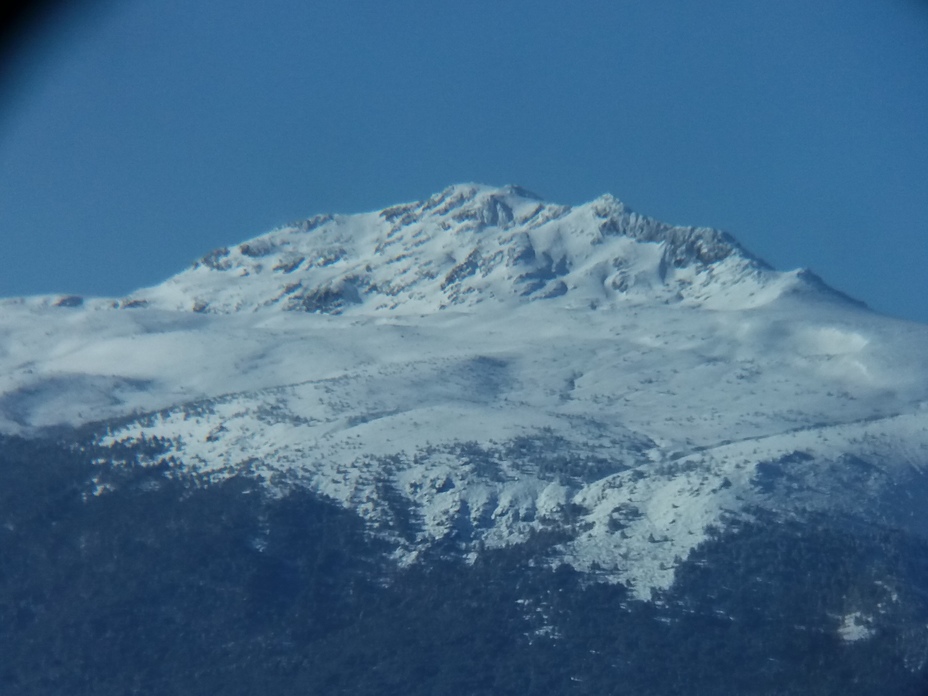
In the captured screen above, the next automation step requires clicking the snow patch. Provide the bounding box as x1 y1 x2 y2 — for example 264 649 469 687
837 612 875 642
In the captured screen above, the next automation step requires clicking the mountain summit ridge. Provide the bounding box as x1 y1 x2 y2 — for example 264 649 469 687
118 184 836 317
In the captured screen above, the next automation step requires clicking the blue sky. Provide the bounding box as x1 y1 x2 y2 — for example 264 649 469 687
1 0 927 321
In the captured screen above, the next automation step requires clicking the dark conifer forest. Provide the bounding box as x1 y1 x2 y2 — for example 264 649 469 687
2 434 927 695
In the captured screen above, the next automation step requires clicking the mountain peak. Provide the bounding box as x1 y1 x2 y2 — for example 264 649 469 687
382 183 550 232
4 182 928 688
2 183 925 615
126 185 843 316
429 182 544 204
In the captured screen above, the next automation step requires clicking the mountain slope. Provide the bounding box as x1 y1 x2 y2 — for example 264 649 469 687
5 435 926 695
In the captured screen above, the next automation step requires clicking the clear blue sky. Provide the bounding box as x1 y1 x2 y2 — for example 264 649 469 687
2 0 927 321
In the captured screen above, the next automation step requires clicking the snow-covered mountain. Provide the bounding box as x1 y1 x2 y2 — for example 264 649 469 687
3 183 928 612
124 183 831 315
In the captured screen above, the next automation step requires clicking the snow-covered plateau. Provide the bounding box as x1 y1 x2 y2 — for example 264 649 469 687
4 183 928 601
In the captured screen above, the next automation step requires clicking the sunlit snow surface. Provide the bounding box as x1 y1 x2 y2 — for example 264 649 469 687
3 184 928 600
